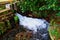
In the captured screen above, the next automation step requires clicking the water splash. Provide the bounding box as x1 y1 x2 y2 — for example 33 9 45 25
15 13 49 34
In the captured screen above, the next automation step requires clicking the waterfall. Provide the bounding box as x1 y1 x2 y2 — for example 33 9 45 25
15 13 50 40
15 13 49 33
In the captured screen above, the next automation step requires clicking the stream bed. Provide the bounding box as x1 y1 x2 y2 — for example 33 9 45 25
0 13 51 40
1 26 51 40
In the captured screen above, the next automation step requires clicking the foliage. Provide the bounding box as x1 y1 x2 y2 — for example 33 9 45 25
17 0 60 19
0 16 19 35
0 5 5 10
6 20 11 29
0 22 6 35
56 12 60 17
14 16 19 23
18 0 59 11
49 19 60 40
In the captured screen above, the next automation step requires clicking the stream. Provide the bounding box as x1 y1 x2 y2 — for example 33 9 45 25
15 13 51 40
1 13 51 40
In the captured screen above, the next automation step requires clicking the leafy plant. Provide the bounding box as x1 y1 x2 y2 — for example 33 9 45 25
56 12 60 17
49 19 60 40
0 22 7 35
14 16 19 23
6 20 12 29
16 0 59 19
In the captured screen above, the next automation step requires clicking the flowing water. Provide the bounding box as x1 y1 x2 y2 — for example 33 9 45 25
1 13 51 40
15 13 51 40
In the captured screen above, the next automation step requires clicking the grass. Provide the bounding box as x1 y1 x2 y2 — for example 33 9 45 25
49 19 60 40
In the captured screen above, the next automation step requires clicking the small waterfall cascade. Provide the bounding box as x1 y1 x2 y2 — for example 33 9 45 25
15 13 49 33
15 13 50 40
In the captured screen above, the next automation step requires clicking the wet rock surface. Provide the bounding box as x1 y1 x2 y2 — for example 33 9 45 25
1 26 51 40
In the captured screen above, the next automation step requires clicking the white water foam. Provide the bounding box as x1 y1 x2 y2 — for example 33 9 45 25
15 13 49 34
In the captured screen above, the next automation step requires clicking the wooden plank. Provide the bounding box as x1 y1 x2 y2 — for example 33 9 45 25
0 1 9 4
0 9 10 13
0 12 14 21
13 1 19 4
0 0 13 4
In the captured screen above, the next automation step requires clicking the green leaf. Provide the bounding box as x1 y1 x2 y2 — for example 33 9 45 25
56 12 60 16
14 16 19 23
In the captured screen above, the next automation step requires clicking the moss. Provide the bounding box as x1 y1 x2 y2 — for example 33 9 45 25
14 16 19 23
